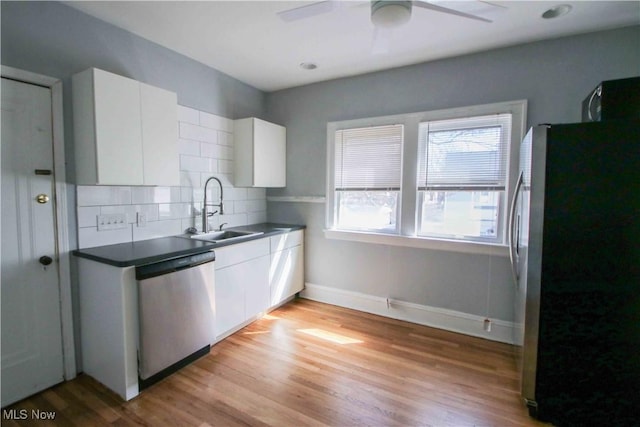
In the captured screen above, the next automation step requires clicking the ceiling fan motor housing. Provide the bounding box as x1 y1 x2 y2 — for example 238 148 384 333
371 0 412 28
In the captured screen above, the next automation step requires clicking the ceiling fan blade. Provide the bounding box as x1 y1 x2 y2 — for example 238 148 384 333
413 0 493 23
277 1 339 22
372 27 392 55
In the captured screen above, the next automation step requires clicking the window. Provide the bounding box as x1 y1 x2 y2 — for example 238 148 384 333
417 114 511 243
333 125 403 233
326 100 526 253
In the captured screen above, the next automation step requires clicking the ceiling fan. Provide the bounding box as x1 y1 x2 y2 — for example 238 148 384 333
277 1 499 54
278 1 496 26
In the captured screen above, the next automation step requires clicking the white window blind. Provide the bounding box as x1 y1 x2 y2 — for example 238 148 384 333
418 114 511 191
335 124 403 191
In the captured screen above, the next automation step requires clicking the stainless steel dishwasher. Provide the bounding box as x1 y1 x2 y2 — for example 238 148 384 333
136 251 215 389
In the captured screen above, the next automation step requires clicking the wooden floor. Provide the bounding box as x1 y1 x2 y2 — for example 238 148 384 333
4 299 550 426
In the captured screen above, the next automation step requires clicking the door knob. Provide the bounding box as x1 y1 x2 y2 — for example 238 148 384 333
39 256 53 266
36 194 50 204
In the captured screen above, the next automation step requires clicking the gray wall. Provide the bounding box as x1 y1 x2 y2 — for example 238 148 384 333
265 26 640 322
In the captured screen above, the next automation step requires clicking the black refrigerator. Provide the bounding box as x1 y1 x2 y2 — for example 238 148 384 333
509 120 640 426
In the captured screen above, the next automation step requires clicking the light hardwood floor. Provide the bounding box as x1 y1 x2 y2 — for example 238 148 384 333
3 299 550 426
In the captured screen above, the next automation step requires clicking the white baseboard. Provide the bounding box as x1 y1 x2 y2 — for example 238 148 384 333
300 283 516 345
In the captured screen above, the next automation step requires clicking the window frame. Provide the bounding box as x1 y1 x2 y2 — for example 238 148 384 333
416 113 513 244
333 124 404 234
326 100 527 256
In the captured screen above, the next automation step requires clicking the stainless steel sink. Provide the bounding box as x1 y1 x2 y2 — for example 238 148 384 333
189 230 263 243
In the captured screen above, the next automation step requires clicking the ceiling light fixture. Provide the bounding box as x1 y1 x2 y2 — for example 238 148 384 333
371 0 412 29
542 4 572 19
299 62 318 70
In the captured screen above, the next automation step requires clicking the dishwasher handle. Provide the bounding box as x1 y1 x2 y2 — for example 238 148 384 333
136 251 215 281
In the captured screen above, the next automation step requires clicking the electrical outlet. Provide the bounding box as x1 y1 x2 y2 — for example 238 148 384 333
97 213 127 231
483 318 492 332
137 212 147 227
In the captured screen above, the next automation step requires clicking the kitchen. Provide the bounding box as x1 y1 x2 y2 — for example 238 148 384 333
1 1 639 426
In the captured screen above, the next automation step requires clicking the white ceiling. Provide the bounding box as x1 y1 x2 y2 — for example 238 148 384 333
65 1 640 92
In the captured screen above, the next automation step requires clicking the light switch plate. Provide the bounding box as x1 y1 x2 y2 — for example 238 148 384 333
97 213 128 231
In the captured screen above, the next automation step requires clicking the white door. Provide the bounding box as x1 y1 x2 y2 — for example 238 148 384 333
1 77 64 406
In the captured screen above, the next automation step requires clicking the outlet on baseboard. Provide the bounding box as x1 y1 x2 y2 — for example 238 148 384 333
137 212 147 227
97 213 127 231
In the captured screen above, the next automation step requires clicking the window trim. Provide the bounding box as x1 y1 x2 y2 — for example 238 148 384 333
416 113 513 244
326 100 527 255
333 124 404 233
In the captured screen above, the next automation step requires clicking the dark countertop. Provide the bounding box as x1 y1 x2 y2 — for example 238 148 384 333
72 223 305 267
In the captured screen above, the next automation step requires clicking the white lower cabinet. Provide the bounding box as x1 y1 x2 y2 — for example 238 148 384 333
214 238 270 340
214 229 304 341
270 233 304 306
77 259 139 401
214 265 247 338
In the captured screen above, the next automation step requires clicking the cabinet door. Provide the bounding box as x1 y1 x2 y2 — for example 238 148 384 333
254 119 286 187
244 255 270 319
215 254 270 339
140 83 179 186
215 265 245 338
93 69 144 185
270 244 304 306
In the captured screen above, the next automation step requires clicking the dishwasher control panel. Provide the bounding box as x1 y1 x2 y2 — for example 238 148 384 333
135 250 215 280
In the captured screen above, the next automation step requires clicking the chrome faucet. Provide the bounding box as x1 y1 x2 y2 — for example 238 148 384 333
202 176 224 233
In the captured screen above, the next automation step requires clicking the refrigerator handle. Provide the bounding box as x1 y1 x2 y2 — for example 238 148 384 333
508 171 524 286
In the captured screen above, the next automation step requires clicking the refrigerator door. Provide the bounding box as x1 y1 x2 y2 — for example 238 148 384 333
519 120 640 425
520 125 547 413
510 126 544 414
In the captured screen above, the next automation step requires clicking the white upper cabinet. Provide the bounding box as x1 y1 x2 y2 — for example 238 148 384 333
234 117 286 188
73 68 179 186
139 82 180 186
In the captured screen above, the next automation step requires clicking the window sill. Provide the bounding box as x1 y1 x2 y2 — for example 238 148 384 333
324 229 509 256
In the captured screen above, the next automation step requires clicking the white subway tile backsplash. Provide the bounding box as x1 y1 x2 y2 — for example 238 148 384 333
158 203 191 220
225 187 247 201
177 105 199 125
248 211 267 225
180 154 213 173
179 122 218 143
132 204 160 222
180 171 201 188
79 226 132 249
247 199 267 212
181 187 195 203
181 217 198 233
218 159 233 174
217 131 233 146
218 145 233 160
205 173 233 188
200 143 220 158
248 188 266 199
76 105 268 248
133 219 182 242
100 205 137 223
230 200 246 214
218 213 248 228
131 187 178 204
77 186 132 206
77 206 101 228
200 111 233 132
178 138 201 156
192 188 205 203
